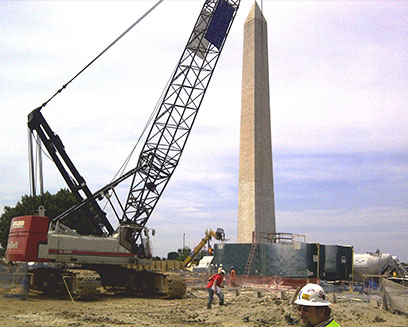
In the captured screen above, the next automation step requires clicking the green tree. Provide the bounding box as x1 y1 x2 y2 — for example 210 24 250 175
0 189 101 256
177 247 192 262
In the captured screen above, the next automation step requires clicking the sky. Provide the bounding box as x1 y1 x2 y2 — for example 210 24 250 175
1 0 407 262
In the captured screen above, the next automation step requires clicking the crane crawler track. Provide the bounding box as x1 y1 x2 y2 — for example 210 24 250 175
96 266 187 299
65 269 101 299
30 267 101 299
158 272 187 299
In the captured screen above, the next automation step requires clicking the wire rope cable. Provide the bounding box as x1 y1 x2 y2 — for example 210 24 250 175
34 61 175 205
39 0 164 110
100 63 178 212
30 0 165 193
110 63 177 183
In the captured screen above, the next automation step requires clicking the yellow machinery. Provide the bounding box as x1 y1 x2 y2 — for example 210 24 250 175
183 228 225 268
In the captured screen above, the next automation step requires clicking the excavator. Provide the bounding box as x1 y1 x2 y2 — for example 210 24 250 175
6 0 240 299
183 228 225 268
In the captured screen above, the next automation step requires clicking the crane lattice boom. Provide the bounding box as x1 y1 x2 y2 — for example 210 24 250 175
122 0 240 227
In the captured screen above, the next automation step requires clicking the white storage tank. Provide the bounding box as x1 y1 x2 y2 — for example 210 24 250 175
354 252 392 281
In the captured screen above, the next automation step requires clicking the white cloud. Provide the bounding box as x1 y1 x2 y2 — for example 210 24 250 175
277 206 408 261
1 0 407 263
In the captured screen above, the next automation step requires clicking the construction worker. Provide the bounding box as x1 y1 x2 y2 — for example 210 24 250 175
206 269 225 309
208 245 214 255
294 283 341 327
229 266 236 287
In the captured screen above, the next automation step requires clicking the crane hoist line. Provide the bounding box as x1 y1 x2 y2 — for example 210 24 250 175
39 0 165 110
7 0 241 299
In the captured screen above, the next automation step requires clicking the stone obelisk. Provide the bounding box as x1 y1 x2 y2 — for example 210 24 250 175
237 1 276 243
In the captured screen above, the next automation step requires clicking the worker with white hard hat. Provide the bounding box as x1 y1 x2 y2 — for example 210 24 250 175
294 283 341 327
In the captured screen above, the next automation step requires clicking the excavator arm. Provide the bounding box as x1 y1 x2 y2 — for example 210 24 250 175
183 228 225 267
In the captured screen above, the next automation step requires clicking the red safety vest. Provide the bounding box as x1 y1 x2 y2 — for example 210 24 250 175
207 274 223 289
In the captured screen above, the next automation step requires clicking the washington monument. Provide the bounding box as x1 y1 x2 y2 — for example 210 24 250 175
237 1 276 243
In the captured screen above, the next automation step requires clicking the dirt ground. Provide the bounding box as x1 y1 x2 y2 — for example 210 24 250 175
0 287 407 327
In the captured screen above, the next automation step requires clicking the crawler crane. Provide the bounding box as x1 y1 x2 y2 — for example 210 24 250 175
6 0 240 298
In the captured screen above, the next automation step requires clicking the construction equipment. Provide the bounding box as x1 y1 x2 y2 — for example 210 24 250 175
183 228 225 268
354 251 408 282
6 0 241 299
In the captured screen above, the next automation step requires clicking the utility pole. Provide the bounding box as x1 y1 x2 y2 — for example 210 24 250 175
183 233 185 250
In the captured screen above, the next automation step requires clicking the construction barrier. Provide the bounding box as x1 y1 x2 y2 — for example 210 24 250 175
185 272 210 288
237 275 318 289
381 277 408 314
184 272 318 291
0 262 29 300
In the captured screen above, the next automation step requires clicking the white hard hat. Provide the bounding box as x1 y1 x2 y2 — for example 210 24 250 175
294 283 331 306
220 270 226 275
